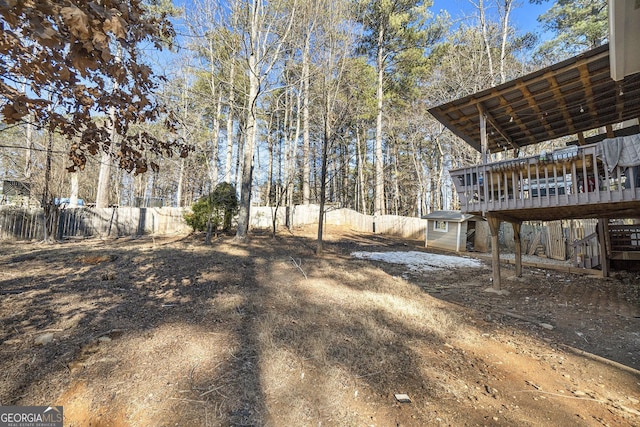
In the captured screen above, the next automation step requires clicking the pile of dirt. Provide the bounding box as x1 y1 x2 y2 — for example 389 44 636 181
0 225 638 426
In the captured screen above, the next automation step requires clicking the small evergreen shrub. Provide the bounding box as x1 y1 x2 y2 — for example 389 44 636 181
184 182 238 233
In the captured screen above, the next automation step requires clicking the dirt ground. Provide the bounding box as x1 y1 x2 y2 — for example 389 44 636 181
1 225 639 427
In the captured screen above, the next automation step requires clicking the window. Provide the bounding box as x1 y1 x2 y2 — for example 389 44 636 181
433 221 448 233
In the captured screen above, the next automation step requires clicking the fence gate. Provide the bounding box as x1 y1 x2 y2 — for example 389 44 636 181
546 221 567 260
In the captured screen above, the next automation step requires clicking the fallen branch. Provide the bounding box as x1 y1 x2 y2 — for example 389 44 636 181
290 257 307 280
355 371 381 379
518 389 640 416
518 389 606 403
200 384 225 397
497 310 553 330
168 397 207 404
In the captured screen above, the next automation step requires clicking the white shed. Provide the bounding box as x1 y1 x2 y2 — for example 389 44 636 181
423 210 487 252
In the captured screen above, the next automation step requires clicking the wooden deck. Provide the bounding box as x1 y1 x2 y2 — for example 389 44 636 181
429 43 640 284
450 142 640 222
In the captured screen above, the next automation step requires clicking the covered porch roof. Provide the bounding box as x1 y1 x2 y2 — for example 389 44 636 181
428 44 640 154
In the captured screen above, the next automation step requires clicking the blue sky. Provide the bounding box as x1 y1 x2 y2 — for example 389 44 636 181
172 0 552 37
432 0 552 35
161 0 555 67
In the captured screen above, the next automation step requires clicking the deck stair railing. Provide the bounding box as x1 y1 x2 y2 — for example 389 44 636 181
608 224 640 253
571 232 600 269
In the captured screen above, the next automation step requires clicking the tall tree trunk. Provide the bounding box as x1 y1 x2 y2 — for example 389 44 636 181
95 48 121 208
342 144 349 208
42 129 54 241
434 138 445 210
316 91 331 255
302 31 311 205
21 82 33 179
285 77 302 226
266 113 274 206
69 171 79 207
145 170 155 206
476 0 495 83
205 37 221 187
499 0 513 84
312 139 319 202
356 125 367 214
235 0 294 237
374 25 385 216
392 143 400 215
95 128 114 207
225 61 235 184
176 77 189 207
24 119 33 179
236 1 259 239
176 158 185 207
409 138 426 217
209 93 222 186
96 113 116 208
235 118 244 190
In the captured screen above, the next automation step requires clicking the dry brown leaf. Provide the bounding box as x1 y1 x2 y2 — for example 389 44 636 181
0 104 19 123
104 15 127 39
31 20 58 45
61 6 90 39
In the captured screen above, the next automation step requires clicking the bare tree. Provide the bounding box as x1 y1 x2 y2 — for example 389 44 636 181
315 0 354 254
235 0 297 239
469 0 515 85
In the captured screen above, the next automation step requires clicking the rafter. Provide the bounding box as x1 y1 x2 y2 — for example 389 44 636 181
478 102 519 150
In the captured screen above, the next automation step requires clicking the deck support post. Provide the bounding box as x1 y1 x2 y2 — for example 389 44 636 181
487 215 502 290
479 110 488 164
597 218 610 277
512 221 523 277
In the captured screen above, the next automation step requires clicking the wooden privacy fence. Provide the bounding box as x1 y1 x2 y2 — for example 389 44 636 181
251 205 427 240
0 204 425 242
0 206 190 241
1 203 600 263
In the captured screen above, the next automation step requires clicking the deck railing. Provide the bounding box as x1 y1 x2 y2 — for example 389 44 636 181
450 142 640 214
571 232 600 269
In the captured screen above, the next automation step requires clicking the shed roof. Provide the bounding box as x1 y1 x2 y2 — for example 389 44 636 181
423 210 482 222
428 44 640 153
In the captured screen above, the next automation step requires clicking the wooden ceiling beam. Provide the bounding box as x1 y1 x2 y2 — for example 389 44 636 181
491 74 630 133
606 124 615 137
514 81 557 138
494 94 533 143
436 71 638 147
478 102 519 150
577 132 586 146
577 63 599 122
547 74 578 135
489 77 610 119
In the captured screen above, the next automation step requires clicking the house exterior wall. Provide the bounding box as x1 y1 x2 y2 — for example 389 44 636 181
425 220 467 252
